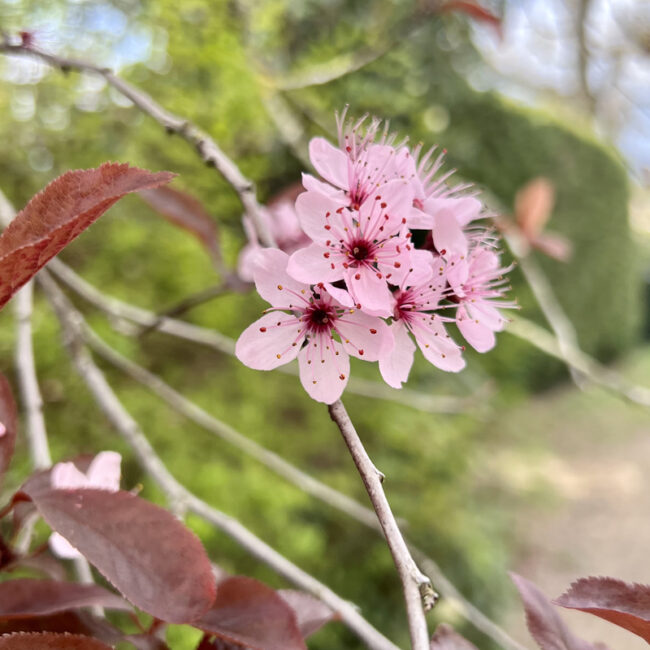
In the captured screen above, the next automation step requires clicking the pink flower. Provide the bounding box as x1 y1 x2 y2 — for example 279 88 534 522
236 249 392 404
49 451 121 559
379 256 466 388
238 200 310 282
305 113 414 212
446 246 515 352
286 182 415 316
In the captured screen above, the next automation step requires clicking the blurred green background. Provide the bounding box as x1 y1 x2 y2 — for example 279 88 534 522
0 1 648 648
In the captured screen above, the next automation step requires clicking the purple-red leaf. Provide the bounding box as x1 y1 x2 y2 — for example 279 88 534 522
0 579 129 618
430 624 479 649
278 590 338 638
195 576 306 650
554 577 650 643
511 573 607 650
0 373 17 483
21 486 216 624
0 163 174 310
139 186 221 267
0 633 112 649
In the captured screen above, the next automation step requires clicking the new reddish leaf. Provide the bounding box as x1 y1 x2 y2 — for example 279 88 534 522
278 590 338 638
515 178 555 240
0 579 130 618
0 633 112 649
139 186 221 267
510 573 607 650
554 577 650 643
0 373 17 484
21 486 216 624
430 624 479 649
0 163 174 310
195 576 306 650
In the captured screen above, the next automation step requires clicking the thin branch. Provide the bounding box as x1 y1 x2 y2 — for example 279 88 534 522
505 232 587 389
576 0 596 113
0 41 276 248
38 271 400 650
329 399 434 650
48 258 475 414
13 283 51 470
82 311 528 650
507 315 650 408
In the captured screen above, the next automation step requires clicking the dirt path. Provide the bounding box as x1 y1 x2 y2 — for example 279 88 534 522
486 355 650 649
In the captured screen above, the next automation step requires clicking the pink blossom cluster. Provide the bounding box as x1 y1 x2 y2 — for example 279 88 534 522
237 114 514 404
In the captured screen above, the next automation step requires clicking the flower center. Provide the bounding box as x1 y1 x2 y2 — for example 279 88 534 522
349 240 370 261
305 303 337 334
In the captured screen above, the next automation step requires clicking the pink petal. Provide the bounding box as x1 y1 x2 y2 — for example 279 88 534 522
433 208 468 257
295 191 347 246
301 173 347 202
287 243 344 285
86 451 122 492
359 179 413 235
400 249 435 287
0 422 5 438
49 532 82 560
406 206 434 229
298 335 350 404
379 321 416 388
375 238 415 286
423 196 481 227
237 243 262 282
412 317 465 372
445 257 469 293
253 249 311 308
335 309 392 362
456 304 496 352
236 312 304 370
322 282 355 308
50 462 88 490
345 267 393 316
309 137 349 190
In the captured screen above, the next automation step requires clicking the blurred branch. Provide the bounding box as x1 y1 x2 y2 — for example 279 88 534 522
0 41 276 248
576 0 596 113
48 259 478 415
329 399 434 650
12 283 51 470
507 315 650 408
505 232 587 389
38 270 400 650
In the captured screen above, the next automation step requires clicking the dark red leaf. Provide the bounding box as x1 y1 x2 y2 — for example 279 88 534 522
21 486 216 624
5 552 67 581
510 573 607 650
437 1 502 35
139 186 221 267
195 576 306 650
278 590 338 638
0 163 174 310
0 632 112 649
0 373 18 483
0 579 129 618
554 577 650 643
430 623 479 649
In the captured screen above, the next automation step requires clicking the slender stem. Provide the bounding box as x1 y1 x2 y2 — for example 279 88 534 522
0 42 276 249
13 283 51 470
329 399 433 650
39 271 400 650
